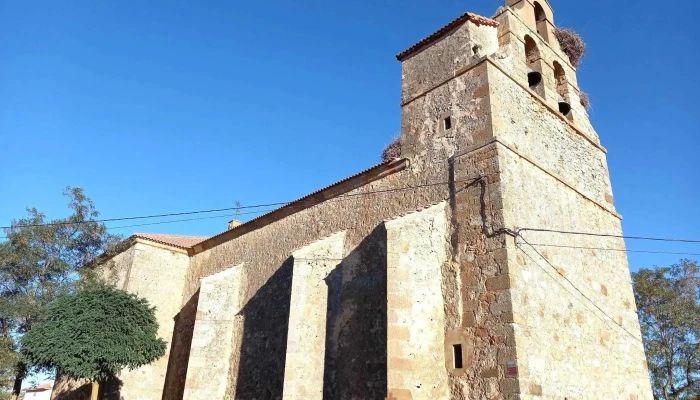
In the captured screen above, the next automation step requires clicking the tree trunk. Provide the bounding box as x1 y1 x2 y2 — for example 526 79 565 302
91 381 101 400
9 374 22 400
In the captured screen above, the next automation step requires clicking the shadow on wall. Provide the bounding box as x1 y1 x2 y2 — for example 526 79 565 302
233 257 294 399
203 224 388 398
162 290 200 400
322 223 388 400
51 375 122 400
102 378 123 400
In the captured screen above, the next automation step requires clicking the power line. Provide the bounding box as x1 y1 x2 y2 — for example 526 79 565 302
527 243 700 257
1 202 288 230
4 233 698 260
518 227 700 244
5 180 700 248
4 232 699 260
515 232 644 344
1 177 478 230
4 175 699 248
105 208 278 230
0 209 279 240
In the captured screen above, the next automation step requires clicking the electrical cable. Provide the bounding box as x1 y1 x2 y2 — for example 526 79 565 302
526 243 700 257
0 209 279 239
0 177 480 230
4 181 700 248
515 232 645 344
105 208 278 230
518 227 700 244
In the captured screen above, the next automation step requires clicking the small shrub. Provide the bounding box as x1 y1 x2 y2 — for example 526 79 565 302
22 285 166 388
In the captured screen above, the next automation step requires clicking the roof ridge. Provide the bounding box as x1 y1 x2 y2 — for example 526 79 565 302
134 233 209 238
192 158 409 254
396 11 498 61
26 383 52 391
132 233 211 250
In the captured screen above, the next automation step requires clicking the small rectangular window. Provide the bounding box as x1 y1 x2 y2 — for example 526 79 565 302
444 116 452 130
453 344 463 369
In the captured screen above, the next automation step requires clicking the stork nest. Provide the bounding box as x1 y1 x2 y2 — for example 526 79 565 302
381 137 402 161
579 90 591 109
555 28 586 67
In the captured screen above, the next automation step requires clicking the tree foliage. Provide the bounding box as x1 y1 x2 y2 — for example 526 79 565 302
0 337 20 400
633 259 700 400
21 284 166 383
0 187 120 394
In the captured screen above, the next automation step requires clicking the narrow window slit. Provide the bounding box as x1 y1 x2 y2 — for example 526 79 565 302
453 344 463 369
444 116 452 131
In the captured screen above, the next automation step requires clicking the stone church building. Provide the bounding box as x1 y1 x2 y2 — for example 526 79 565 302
53 1 653 399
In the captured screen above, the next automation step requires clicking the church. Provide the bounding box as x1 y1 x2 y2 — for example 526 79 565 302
52 1 653 398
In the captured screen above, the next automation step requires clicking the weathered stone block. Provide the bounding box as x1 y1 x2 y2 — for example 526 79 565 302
499 378 521 394
486 274 514 291
497 347 517 364
529 382 543 395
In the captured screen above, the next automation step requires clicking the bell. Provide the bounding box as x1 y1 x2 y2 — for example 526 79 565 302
558 96 572 116
528 70 542 89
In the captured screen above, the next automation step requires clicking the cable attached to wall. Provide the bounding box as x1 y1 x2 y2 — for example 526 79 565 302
514 230 645 344
525 243 700 257
518 227 700 244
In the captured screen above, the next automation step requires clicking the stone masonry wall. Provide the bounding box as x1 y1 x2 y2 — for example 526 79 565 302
181 54 497 399
500 148 653 399
282 232 346 399
489 59 653 398
55 4 653 399
385 202 451 400
183 265 244 400
493 8 597 142
400 62 493 169
103 244 136 290
181 140 510 400
448 141 517 400
401 20 498 104
116 243 190 400
174 6 653 398
182 169 450 399
51 243 190 400
487 61 614 213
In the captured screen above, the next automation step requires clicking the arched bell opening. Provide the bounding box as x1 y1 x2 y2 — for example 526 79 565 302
553 61 572 117
525 35 544 96
534 2 547 37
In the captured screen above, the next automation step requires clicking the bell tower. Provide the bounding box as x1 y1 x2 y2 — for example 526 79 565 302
496 0 593 136
507 0 556 43
392 1 653 398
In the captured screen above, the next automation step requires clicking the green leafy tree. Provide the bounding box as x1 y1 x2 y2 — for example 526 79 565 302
0 187 120 398
633 259 700 400
21 284 166 400
0 337 20 400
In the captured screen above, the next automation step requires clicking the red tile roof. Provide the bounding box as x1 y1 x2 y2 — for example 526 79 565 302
26 383 52 391
396 12 499 61
133 233 209 249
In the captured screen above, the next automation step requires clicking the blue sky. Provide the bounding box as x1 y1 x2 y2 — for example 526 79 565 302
1 0 699 275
